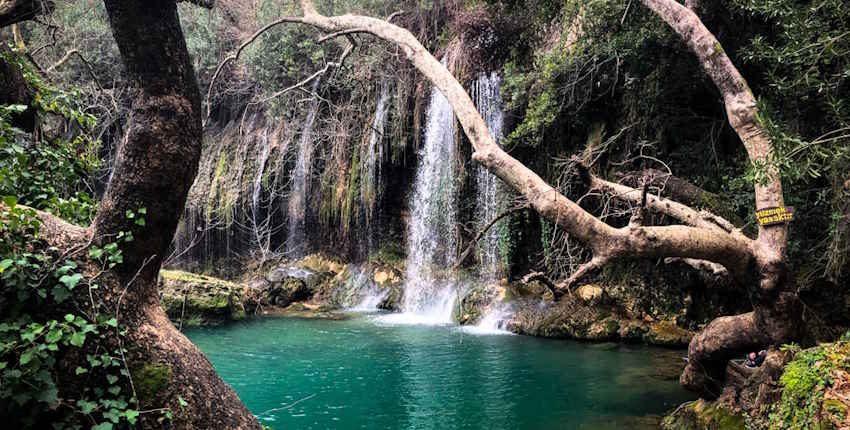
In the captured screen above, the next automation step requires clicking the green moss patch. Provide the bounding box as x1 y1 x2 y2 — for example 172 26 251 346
131 363 172 404
662 399 747 430
769 340 850 429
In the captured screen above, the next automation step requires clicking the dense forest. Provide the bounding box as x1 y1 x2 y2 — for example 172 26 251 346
0 0 848 429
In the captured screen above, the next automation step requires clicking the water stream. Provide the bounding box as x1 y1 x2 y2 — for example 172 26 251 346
361 81 392 254
397 59 459 324
252 128 270 228
286 79 322 257
186 315 694 429
472 72 508 281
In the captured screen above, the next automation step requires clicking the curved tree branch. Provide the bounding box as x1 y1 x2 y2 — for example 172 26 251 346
640 0 787 263
452 203 529 270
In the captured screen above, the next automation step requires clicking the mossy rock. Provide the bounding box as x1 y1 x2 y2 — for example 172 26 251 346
158 270 248 326
618 320 650 342
662 399 747 430
586 317 620 340
296 253 345 275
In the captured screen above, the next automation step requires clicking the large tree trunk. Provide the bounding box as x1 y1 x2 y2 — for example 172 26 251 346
91 1 259 427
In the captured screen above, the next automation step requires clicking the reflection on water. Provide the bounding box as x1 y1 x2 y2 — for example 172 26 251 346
185 315 694 429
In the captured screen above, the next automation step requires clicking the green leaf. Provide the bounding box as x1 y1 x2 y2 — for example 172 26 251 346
51 285 72 303
107 385 120 396
89 247 103 259
59 273 84 289
104 318 118 328
69 331 86 347
4 104 27 114
77 399 96 414
36 387 58 405
64 314 75 323
46 328 63 343
125 410 139 425
91 423 113 430
106 374 118 384
19 349 34 365
0 259 12 273
0 196 15 207
75 366 88 375
178 396 188 407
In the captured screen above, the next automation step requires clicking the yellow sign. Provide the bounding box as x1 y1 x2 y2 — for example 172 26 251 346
756 206 794 226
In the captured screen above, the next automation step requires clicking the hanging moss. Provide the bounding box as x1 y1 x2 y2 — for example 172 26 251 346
341 144 361 234
206 148 228 223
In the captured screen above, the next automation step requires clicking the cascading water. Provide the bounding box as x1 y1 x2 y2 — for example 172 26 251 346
286 78 322 257
360 81 391 254
344 266 389 312
463 303 514 335
252 128 270 228
468 73 514 334
473 72 507 280
389 59 459 324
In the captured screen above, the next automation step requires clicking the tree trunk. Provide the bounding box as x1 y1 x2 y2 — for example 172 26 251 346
91 1 259 427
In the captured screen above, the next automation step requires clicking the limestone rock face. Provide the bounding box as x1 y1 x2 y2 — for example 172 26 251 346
575 284 604 305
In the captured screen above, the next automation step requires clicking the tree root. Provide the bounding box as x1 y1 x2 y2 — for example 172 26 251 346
681 312 771 397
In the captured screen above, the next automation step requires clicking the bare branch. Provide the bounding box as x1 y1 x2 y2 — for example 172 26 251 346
453 203 529 270
556 256 608 297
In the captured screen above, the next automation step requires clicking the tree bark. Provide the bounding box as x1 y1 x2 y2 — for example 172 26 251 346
639 0 799 396
90 1 260 427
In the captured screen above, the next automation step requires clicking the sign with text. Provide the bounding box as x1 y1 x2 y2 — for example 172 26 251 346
756 206 795 226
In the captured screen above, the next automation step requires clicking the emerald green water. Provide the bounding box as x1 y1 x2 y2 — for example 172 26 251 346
185 314 694 429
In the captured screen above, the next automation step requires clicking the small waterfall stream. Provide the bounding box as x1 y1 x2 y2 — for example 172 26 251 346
252 129 270 227
286 79 322 256
392 59 459 324
472 72 507 280
361 81 392 254
470 72 513 334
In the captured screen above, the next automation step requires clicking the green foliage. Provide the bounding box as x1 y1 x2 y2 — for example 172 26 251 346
0 51 161 429
769 341 850 429
0 52 99 226
0 204 144 428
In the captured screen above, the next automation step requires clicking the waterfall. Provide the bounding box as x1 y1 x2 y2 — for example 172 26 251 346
345 266 389 312
361 81 391 254
391 59 459 324
463 303 513 335
286 78 322 257
252 128 270 228
473 72 507 280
